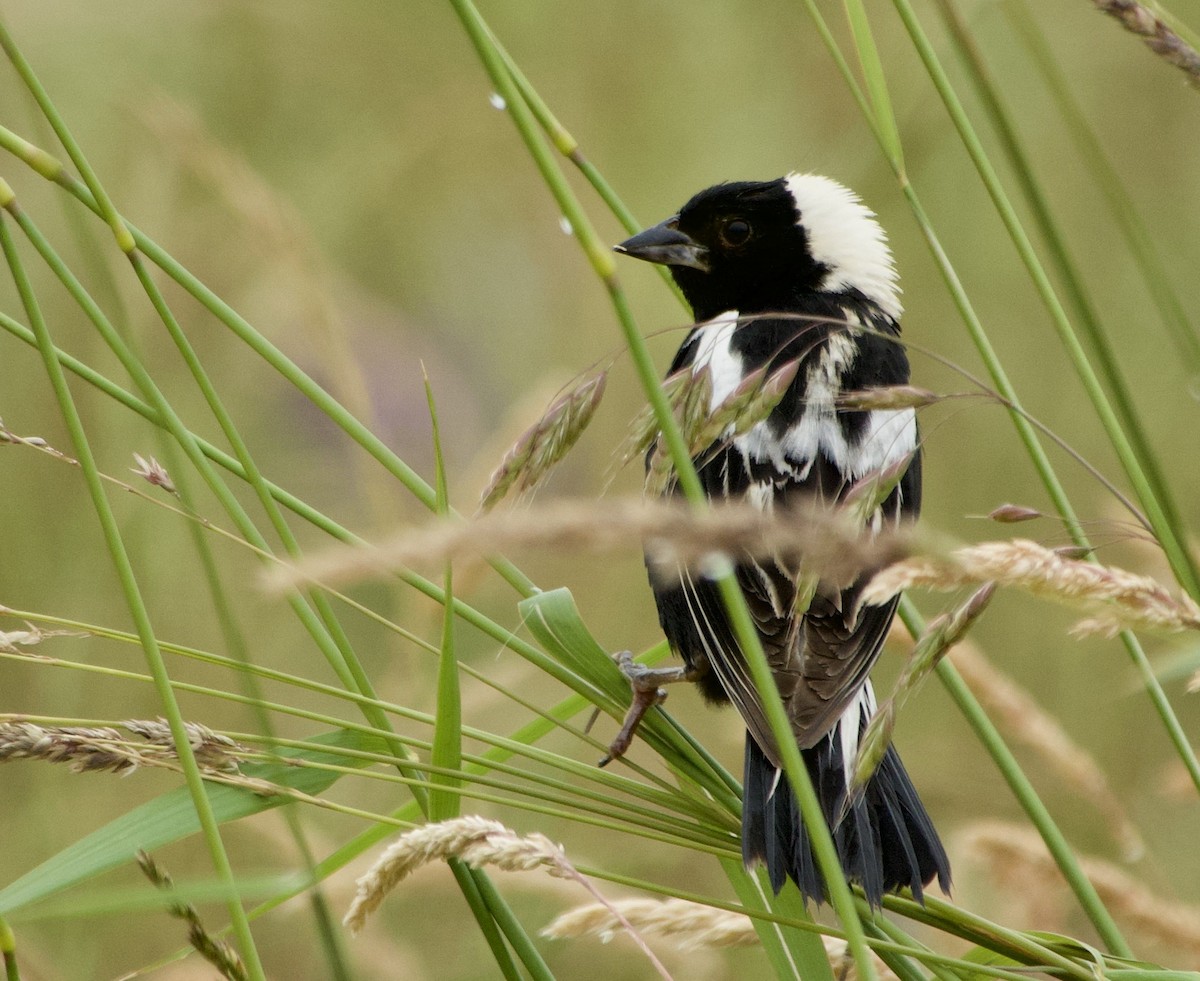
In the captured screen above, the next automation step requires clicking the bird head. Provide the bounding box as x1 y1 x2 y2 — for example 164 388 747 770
615 173 901 323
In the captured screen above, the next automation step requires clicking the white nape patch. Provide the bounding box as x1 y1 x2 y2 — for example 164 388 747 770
784 173 902 321
689 309 744 410
837 681 877 790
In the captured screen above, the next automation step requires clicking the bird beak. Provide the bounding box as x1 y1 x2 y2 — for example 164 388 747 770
614 217 710 272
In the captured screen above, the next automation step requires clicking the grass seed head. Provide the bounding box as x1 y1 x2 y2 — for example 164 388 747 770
836 385 939 411
130 453 177 495
987 503 1042 523
480 373 606 512
345 817 573 934
863 538 1200 636
138 850 248 980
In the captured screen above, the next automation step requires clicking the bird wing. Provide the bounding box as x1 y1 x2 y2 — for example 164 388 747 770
680 432 920 768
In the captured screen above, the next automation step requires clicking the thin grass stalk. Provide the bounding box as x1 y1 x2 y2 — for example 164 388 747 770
804 0 1135 962
860 915 948 981
14 599 694 810
427 377 463 824
121 247 411 717
0 652 740 850
880 892 1096 978
889 0 1200 602
484 32 685 308
0 309 530 969
251 755 1094 980
568 867 1095 981
0 313 612 710
0 202 265 979
933 0 1197 602
40 123 351 976
0 402 686 794
5 195 423 775
898 594 1131 956
0 916 17 981
246 731 730 844
843 0 905 166
5 187 648 866
1003 0 1200 368
897 182 1200 803
888 0 1200 804
798 4 1194 946
0 303 637 777
446 57 1118 973
449 3 874 976
177 484 353 979
0 24 131 253
2 137 710 981
0 122 539 603
242 680 738 932
469 872 555 981
722 861 808 981
447 865 522 981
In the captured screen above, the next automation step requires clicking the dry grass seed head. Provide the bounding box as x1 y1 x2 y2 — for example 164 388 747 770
130 452 177 496
124 718 244 773
1093 0 1200 84
836 385 940 411
543 898 756 949
987 503 1042 524
622 367 693 467
480 373 607 512
138 850 248 981
0 719 246 777
344 817 572 934
864 538 1200 637
851 583 994 793
543 898 899 979
267 496 908 595
0 722 139 775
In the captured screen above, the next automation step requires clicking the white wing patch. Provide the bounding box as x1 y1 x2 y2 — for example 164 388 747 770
733 325 917 481
837 681 877 790
764 682 879 802
687 304 916 491
784 173 902 321
689 309 743 410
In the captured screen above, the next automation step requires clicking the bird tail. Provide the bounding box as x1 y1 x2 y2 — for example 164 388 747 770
741 696 950 905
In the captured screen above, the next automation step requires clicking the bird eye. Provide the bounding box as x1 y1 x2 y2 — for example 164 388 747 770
720 219 752 247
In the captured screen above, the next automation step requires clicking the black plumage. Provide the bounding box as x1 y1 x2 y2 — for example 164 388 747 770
615 174 950 904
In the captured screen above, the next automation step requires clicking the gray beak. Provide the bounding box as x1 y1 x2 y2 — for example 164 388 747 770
614 217 710 272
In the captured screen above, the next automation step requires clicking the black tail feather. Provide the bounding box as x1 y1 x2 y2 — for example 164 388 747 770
742 730 950 905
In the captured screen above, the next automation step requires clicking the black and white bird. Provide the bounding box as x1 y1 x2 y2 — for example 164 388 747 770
613 173 950 905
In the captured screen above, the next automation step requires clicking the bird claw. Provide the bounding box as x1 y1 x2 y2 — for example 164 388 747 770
599 651 693 767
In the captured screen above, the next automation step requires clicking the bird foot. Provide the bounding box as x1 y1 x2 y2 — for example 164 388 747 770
599 651 695 767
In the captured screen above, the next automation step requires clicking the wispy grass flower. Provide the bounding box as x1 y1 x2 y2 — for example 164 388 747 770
480 373 607 511
851 584 994 792
266 496 907 594
544 898 900 978
864 538 1200 637
0 720 244 775
1092 1 1200 84
138 850 248 981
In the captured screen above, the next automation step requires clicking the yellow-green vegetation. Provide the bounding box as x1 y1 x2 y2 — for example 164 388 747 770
1 2 1200 978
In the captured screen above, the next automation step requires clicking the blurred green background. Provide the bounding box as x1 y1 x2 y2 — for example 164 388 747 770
2 1 1200 977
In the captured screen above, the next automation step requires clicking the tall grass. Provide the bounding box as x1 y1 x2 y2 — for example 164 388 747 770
0 2 1199 978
